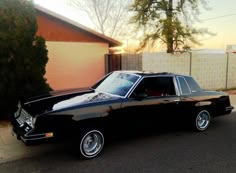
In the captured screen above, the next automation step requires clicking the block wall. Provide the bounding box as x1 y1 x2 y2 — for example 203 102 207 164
121 52 236 90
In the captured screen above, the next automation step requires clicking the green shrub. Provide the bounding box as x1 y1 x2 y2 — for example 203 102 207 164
0 0 51 119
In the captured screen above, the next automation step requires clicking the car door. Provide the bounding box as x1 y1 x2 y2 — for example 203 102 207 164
119 76 180 131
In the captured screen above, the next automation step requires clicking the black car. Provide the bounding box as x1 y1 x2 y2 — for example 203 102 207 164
12 70 234 159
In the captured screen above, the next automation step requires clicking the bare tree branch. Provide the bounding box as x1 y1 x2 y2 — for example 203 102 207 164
69 0 133 39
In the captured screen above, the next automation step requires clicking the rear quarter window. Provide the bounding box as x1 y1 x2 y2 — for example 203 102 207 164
184 76 202 92
177 77 191 95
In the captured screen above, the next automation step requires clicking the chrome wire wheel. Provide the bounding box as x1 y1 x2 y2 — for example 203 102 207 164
195 110 210 131
80 130 104 159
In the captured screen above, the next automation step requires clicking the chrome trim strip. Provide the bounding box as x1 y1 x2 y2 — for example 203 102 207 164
25 132 46 137
124 75 142 98
126 76 144 98
173 76 181 96
176 77 183 94
21 134 54 142
225 106 234 111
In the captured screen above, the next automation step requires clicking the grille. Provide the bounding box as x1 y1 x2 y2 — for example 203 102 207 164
16 108 32 127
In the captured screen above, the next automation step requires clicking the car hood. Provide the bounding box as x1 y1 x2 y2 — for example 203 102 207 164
21 88 118 116
25 87 91 103
52 92 116 111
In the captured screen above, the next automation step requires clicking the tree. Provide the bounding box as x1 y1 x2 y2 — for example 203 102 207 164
70 0 132 39
131 0 209 53
0 0 51 118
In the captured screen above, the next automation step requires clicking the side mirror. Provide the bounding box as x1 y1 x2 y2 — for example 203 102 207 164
135 93 148 101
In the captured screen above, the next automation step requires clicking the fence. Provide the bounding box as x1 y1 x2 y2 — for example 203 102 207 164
121 52 236 90
105 54 122 73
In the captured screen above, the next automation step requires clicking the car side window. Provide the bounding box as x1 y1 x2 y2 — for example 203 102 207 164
184 76 202 92
177 77 191 95
131 76 176 98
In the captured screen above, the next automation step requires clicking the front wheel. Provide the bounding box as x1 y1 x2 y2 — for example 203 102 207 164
79 129 104 159
193 110 211 132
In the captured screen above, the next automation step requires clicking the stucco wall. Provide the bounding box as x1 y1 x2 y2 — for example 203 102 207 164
45 42 108 90
121 52 236 90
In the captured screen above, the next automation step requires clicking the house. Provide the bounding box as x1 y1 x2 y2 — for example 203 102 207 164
34 4 121 90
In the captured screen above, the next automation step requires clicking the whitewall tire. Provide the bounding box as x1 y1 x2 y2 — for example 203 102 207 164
79 129 104 159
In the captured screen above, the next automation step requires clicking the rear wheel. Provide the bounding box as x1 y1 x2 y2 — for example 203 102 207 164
193 110 211 131
79 129 104 159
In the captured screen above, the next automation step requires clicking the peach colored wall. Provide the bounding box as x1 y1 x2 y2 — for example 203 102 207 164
45 42 108 90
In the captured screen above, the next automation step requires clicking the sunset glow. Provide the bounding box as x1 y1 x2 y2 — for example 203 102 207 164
34 0 236 51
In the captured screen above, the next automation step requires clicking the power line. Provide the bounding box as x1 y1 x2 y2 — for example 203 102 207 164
202 13 236 21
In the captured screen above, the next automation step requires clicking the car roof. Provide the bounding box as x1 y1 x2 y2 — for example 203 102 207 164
115 70 180 77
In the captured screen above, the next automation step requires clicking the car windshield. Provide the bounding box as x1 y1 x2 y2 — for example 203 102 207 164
94 72 140 97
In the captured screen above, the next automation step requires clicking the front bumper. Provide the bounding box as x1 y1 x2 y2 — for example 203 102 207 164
12 124 54 143
11 107 54 143
12 103 54 143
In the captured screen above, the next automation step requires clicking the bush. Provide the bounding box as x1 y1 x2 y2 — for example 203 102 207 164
0 0 51 119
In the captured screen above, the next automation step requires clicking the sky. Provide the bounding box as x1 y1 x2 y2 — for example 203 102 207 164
34 0 236 51
197 0 236 50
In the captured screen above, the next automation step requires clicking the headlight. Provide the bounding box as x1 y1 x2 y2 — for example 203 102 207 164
25 116 36 128
25 116 33 127
14 102 21 118
32 117 37 126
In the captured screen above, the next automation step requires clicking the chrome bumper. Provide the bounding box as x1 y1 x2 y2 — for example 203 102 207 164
12 127 54 143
